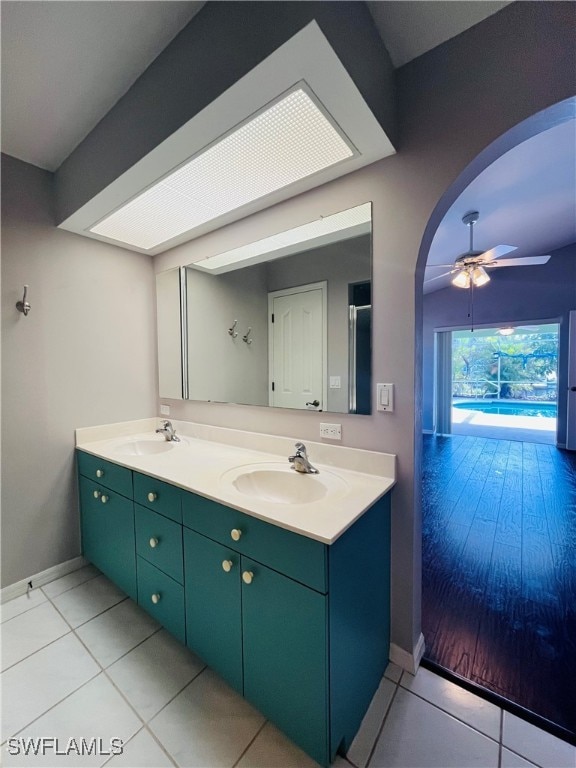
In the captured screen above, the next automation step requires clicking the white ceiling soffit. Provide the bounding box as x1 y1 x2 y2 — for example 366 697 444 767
367 1 512 68
424 119 576 293
58 22 395 256
1 1 205 172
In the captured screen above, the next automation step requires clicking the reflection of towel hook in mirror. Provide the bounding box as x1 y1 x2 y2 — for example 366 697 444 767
242 327 252 344
228 320 238 338
16 285 31 316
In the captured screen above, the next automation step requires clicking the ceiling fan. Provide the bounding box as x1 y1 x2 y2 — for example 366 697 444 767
425 211 551 290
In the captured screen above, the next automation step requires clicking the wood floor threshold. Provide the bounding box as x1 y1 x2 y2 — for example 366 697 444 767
421 658 576 747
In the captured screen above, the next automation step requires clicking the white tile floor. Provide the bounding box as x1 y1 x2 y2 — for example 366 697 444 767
1 567 574 768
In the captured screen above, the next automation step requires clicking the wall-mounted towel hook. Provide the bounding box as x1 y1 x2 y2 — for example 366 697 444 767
228 320 238 338
16 285 31 316
242 327 253 344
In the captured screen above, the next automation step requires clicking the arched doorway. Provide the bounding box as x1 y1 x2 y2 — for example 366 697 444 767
416 103 576 742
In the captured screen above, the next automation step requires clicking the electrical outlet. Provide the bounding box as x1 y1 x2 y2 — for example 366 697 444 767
320 422 342 440
160 404 170 416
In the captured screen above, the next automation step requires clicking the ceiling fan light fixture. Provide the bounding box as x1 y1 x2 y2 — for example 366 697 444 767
498 326 515 336
471 265 490 287
452 269 471 289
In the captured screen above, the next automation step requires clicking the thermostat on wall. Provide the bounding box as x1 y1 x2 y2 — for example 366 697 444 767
377 383 394 412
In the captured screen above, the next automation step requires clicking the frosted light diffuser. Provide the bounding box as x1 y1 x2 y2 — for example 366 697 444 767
90 88 355 250
471 266 490 286
192 202 371 273
452 270 471 289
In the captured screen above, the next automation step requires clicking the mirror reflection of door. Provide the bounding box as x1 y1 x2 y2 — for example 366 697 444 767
268 282 327 410
349 281 372 415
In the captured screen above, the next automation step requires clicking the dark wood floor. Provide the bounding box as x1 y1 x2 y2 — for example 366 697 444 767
422 434 576 738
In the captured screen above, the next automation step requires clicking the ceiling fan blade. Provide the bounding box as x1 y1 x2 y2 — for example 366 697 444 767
426 263 458 269
479 244 517 262
424 270 454 285
488 255 551 268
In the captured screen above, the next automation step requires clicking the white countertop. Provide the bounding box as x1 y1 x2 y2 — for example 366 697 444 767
75 419 396 544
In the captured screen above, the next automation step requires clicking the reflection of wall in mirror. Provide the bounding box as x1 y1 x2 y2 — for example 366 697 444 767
186 267 269 405
267 234 371 412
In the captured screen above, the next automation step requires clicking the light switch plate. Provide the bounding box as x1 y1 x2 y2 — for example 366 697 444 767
160 404 170 416
320 422 342 440
329 376 341 389
377 383 394 412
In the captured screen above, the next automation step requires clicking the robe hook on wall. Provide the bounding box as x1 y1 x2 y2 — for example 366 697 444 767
16 285 31 316
228 319 238 338
243 327 253 344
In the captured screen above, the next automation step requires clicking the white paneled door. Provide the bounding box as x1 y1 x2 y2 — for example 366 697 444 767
268 283 326 410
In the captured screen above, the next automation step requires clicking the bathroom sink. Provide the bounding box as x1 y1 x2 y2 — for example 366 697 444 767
221 463 348 505
112 437 181 456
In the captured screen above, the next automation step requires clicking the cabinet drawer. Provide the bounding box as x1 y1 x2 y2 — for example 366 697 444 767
182 492 327 593
77 451 133 498
133 472 182 522
137 557 185 643
79 476 137 601
135 505 183 584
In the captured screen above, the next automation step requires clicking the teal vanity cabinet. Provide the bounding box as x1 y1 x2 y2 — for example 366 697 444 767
77 452 137 601
77 450 391 768
183 490 391 767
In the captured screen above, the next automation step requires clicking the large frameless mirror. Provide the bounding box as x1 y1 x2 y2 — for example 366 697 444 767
156 202 372 414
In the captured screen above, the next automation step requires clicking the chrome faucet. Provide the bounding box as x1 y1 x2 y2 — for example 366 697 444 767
155 420 180 442
288 442 319 474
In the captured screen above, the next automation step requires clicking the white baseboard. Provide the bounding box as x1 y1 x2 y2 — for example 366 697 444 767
390 633 426 675
1 556 87 604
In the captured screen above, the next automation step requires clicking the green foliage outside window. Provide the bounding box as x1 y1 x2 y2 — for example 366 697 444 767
451 325 558 400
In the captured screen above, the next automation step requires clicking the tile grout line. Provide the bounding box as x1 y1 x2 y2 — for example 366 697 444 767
397 678 502 745
43 588 189 768
53 594 130 632
0 669 103 748
231 719 269 768
40 569 103 601
497 708 503 768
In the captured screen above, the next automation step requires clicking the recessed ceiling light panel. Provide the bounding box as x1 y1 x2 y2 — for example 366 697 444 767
89 87 356 250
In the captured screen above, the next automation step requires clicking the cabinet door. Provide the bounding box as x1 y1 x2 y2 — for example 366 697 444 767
79 476 137 601
183 529 243 694
241 557 329 767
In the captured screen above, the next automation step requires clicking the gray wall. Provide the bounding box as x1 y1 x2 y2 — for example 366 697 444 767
1 154 157 588
186 266 269 405
422 244 576 443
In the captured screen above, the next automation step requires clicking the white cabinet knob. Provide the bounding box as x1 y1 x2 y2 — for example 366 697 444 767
222 560 233 572
151 593 161 604
242 571 254 585
96 469 104 478
100 495 109 504
147 492 157 503
149 537 159 549
230 529 242 541
93 490 101 499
